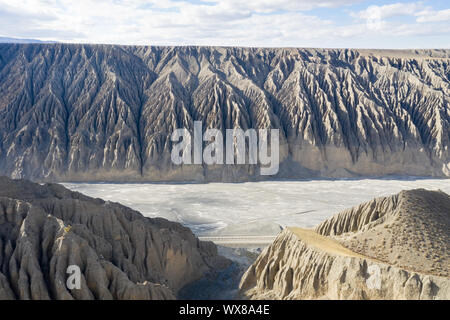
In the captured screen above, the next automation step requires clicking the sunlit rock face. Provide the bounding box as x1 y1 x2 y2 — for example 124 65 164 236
0 44 448 181
0 176 228 300
239 189 450 300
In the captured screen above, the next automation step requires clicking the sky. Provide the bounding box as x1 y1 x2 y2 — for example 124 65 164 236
0 0 449 48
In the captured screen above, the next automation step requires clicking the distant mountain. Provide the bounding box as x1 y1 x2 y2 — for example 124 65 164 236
0 44 448 182
0 37 56 44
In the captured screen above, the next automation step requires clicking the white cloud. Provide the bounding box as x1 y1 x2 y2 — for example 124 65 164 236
353 2 422 31
0 0 362 45
0 0 448 48
416 8 450 23
216 0 360 13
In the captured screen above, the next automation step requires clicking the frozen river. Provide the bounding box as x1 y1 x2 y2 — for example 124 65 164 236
63 178 449 237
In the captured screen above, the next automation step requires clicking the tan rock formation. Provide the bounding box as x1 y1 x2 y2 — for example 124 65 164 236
316 189 450 277
239 190 450 300
0 176 228 299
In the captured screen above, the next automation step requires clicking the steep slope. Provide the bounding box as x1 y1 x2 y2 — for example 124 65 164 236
0 176 228 299
239 189 450 300
0 44 448 181
316 189 450 277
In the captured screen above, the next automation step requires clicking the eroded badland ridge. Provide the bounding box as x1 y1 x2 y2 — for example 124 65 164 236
0 176 228 299
0 45 449 181
239 189 450 300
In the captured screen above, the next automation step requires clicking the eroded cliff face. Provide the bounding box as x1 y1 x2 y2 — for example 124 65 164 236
239 190 450 300
0 45 448 181
0 176 228 299
239 229 450 300
315 189 450 277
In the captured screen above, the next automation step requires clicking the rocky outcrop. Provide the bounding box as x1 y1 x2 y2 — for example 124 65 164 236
316 189 450 277
0 44 448 181
239 229 450 300
0 176 229 299
239 190 450 300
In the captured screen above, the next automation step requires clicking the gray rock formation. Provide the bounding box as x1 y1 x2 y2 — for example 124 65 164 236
0 44 448 181
0 176 229 299
239 189 450 300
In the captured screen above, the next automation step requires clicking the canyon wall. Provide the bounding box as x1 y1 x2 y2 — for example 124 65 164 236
0 44 449 181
